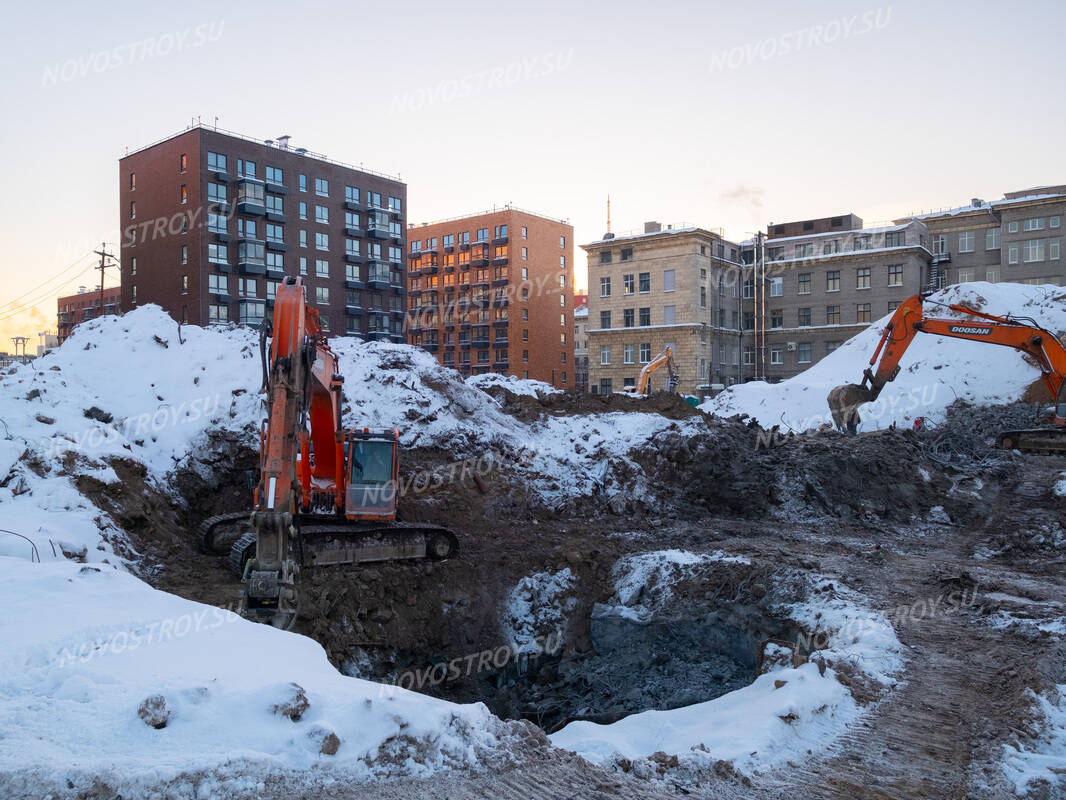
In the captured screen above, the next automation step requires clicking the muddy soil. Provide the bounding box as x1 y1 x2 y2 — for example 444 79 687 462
110 403 1066 799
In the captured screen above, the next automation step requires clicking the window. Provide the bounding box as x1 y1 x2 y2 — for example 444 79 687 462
209 183 228 205
888 264 903 286
1024 239 1046 262
663 269 676 292
476 227 489 242
523 329 529 342
798 307 811 326
130 256 137 276
623 274 635 294
238 219 257 239
827 271 840 292
623 344 635 364
884 231 905 247
389 196 402 213
180 184 188 204
623 308 635 327
794 243 814 259
826 342 840 354
129 200 136 219
180 245 187 265
315 232 329 251
315 178 329 196
316 205 329 224
1051 239 1061 260
639 343 651 363
368 192 383 209
856 303 872 323
316 286 330 304
986 228 1001 250
600 310 611 328
600 346 611 365
209 304 228 324
639 272 650 293
1023 218 1044 232
798 342 812 363
266 166 282 184
266 252 283 272
600 276 611 297
129 172 136 190
639 307 650 326
856 267 871 289
1052 216 1061 229
316 259 329 278
599 251 613 265
933 234 947 255
238 277 257 297
520 226 528 239
560 255 567 269
770 346 783 365
769 277 783 296
599 378 613 394
958 230 975 253
854 235 872 251
798 273 811 294
767 246 784 261
207 152 226 172
266 224 284 244
237 159 256 179
209 243 228 264
770 309 782 329
700 287 707 308
560 235 566 248
823 240 841 255
209 274 228 294
621 247 633 261
1008 245 1019 264
986 268 1000 283
1008 221 1019 233
827 305 840 325
958 268 976 283
663 305 676 324
300 257 307 275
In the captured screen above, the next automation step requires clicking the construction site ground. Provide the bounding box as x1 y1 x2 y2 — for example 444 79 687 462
114 396 1066 799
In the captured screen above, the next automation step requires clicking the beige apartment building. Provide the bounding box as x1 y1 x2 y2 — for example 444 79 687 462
583 222 745 397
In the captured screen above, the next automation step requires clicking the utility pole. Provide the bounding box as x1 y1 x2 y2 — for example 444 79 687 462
11 336 28 362
93 243 117 320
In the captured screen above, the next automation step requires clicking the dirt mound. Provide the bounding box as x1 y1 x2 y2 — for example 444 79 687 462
482 387 701 424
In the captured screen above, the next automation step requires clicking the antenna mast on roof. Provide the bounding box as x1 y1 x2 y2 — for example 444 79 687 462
606 194 611 234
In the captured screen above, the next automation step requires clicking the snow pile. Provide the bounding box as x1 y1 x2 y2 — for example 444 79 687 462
551 558 903 778
465 372 561 397
1002 684 1066 795
703 282 1066 430
0 557 536 798
503 568 576 654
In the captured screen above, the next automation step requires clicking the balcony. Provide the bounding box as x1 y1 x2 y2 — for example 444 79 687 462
492 360 509 369
492 297 510 307
266 240 287 252
459 242 471 251
344 200 364 212
493 337 508 346
459 342 471 350
345 304 364 315
344 226 364 237
459 321 471 329
266 263 285 277
265 179 286 195
236 179 266 215
345 278 365 290
470 257 489 268
492 276 509 286
422 264 438 275
367 330 390 342
471 339 490 349
422 343 439 353
212 230 232 243
366 225 390 240
344 252 364 264
492 256 509 266
492 235 509 246
492 319 509 327
444 344 455 351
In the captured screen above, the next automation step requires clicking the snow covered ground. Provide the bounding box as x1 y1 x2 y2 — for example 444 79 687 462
703 282 1066 431
551 555 904 778
0 556 531 798
1002 684 1066 795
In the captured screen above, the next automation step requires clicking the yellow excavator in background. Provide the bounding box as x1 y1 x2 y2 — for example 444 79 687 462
623 346 681 397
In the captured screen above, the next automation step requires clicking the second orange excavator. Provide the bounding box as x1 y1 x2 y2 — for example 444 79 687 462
200 277 458 628
828 292 1066 452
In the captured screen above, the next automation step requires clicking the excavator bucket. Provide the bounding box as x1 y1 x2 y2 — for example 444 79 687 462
828 383 875 434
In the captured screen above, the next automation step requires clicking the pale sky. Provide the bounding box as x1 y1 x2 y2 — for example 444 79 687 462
1 0 1063 347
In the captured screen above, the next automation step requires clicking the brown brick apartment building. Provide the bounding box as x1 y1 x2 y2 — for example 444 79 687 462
405 207 574 388
57 286 121 343
119 125 408 341
584 222 746 398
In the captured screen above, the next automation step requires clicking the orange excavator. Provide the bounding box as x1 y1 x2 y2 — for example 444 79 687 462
828 292 1066 451
623 346 681 396
200 276 458 628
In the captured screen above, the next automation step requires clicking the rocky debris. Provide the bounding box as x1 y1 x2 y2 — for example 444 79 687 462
272 683 309 721
309 728 341 755
919 401 1046 468
137 694 171 729
83 406 113 424
34 414 54 425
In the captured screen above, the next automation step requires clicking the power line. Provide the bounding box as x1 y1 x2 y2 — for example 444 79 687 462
0 250 98 308
0 262 100 323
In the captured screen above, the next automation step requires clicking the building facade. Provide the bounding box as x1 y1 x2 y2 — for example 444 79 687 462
119 125 408 341
745 218 933 380
584 222 746 398
897 186 1066 289
57 286 121 343
573 293 588 393
405 207 574 388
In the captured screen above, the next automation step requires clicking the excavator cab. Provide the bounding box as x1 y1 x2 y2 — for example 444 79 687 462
344 429 400 520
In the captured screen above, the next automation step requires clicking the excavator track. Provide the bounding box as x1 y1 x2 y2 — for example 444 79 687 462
996 427 1066 454
198 512 251 554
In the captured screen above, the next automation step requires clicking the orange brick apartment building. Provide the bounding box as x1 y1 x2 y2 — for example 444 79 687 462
406 207 574 388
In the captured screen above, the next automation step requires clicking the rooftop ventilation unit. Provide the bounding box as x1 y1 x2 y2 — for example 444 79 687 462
277 135 291 149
